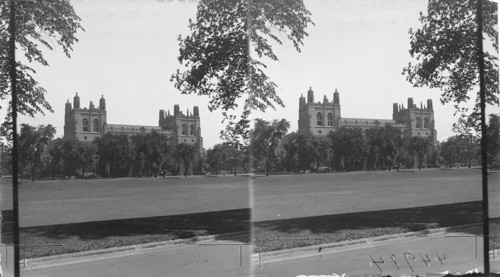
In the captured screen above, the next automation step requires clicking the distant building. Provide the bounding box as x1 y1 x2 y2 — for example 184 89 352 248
298 87 437 146
64 93 203 151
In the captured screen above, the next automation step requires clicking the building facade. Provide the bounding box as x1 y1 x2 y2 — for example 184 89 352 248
298 87 437 146
64 93 203 151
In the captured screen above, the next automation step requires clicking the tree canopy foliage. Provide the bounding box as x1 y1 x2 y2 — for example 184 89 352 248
18 123 55 181
487 113 500 166
174 143 198 177
403 0 498 132
172 0 313 141
250 118 290 176
205 142 247 175
0 1 83 139
13 125 205 180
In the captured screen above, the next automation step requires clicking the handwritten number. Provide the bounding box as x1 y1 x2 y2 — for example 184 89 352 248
370 254 385 273
403 251 416 272
390 253 400 269
419 252 431 266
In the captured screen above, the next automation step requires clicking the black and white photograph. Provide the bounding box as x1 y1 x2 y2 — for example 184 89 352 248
0 0 499 276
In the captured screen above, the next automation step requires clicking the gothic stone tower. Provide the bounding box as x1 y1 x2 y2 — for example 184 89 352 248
392 98 437 146
64 93 107 142
298 87 341 136
159 105 203 152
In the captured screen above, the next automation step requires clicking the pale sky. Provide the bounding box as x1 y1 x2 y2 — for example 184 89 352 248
11 0 497 148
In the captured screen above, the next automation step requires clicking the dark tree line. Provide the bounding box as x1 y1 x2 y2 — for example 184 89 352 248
12 124 201 181
205 142 249 175
233 115 499 175
6 114 498 180
278 126 433 173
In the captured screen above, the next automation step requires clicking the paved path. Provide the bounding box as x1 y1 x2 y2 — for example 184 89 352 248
254 230 500 276
21 242 252 277
19 228 500 277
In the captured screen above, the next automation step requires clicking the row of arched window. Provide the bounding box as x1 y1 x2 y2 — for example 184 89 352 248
181 124 196 136
82 118 99 132
415 117 430 129
316 112 334 126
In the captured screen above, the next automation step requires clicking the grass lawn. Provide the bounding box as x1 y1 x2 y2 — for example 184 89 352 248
0 169 497 258
3 176 250 227
492 218 500 250
253 168 489 222
253 201 484 253
12 209 250 259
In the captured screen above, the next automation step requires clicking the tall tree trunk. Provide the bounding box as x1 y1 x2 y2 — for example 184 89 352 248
30 159 35 182
264 154 269 176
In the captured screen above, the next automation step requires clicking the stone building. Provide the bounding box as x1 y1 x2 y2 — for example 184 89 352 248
298 87 437 146
64 93 203 152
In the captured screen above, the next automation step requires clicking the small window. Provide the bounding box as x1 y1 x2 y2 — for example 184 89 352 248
327 113 333 126
93 119 99 132
426 132 428 135
82 118 89 132
317 112 323 126
318 130 322 134
424 117 429 128
192 139 194 142
184 139 186 142
418 132 420 135
84 136 87 140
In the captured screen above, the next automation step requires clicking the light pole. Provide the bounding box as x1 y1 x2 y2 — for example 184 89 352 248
232 155 236 176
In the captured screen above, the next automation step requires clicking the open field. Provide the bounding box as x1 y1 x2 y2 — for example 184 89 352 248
1 175 250 227
253 168 499 221
1 168 498 258
252 168 500 252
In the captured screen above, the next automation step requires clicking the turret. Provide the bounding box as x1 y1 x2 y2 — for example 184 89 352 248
89 101 95 110
193 106 199 117
323 95 328 104
299 94 306 107
307 87 314 103
73 92 80 109
427 99 433 110
407 98 414 109
393 103 398 114
333 89 340 105
159 109 165 121
174 104 180 116
65 99 72 114
99 95 106 110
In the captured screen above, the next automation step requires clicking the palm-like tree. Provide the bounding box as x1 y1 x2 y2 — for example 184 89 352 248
18 124 55 181
251 118 290 176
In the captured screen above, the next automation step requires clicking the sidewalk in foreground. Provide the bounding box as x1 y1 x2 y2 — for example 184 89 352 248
16 224 500 277
253 228 500 277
